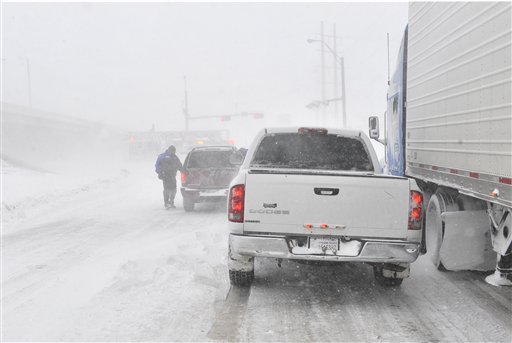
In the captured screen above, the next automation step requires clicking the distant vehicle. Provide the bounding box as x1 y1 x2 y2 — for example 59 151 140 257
128 129 233 158
180 146 243 211
369 2 511 285
128 132 163 157
227 127 424 287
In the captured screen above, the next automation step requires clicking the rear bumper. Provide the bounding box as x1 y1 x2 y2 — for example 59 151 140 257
181 187 228 201
229 234 420 264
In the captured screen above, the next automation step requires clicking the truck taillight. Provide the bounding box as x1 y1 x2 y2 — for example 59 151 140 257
228 184 245 223
180 171 188 185
408 191 423 230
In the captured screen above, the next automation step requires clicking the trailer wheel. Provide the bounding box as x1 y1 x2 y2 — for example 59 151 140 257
426 191 459 270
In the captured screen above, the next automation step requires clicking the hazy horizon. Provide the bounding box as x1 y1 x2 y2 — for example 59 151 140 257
2 2 408 148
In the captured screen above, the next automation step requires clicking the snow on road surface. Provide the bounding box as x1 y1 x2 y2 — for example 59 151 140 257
2 159 511 341
2 159 230 341
209 258 511 342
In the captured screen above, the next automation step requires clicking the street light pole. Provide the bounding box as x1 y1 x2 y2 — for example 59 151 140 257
26 58 33 108
2 57 34 108
320 22 326 123
332 25 339 126
340 56 346 128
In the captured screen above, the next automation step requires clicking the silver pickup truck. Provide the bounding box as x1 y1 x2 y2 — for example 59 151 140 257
227 127 424 286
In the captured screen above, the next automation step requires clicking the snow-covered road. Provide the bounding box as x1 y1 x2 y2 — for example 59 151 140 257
2 160 511 342
209 258 511 342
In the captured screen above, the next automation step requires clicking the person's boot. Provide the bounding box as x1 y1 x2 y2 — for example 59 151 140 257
169 190 177 208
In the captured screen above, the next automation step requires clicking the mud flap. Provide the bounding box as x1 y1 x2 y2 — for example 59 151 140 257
228 246 254 272
383 266 410 279
440 210 495 271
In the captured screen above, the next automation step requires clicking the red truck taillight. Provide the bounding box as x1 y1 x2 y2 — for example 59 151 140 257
408 191 423 230
180 171 188 185
228 184 245 223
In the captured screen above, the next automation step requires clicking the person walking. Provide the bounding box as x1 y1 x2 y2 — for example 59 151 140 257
155 145 183 209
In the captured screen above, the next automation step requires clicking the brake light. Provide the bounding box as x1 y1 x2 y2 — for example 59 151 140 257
298 127 328 135
408 191 423 230
180 171 188 185
228 184 245 222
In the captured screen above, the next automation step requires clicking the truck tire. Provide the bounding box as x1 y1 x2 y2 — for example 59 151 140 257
425 191 459 270
183 197 195 212
373 266 403 286
229 269 254 287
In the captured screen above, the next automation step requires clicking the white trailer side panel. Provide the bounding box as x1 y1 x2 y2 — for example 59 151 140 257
406 2 512 207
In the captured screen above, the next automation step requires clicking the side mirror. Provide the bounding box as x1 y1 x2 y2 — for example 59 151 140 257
369 116 380 139
368 116 386 145
229 151 244 165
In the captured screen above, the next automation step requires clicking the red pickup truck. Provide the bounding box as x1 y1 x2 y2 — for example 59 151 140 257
180 146 243 211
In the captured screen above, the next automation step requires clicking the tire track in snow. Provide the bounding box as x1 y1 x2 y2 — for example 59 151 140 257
224 257 512 342
207 286 251 342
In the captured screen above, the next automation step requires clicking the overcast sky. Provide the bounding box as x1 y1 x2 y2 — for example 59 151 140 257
2 1 408 147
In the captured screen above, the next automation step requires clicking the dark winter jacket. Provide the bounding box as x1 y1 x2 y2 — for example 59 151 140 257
155 151 183 180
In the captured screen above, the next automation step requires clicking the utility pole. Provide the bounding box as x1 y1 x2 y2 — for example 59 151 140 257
332 24 339 127
183 76 189 132
307 25 347 127
320 21 326 123
387 33 391 85
26 58 33 107
341 56 347 128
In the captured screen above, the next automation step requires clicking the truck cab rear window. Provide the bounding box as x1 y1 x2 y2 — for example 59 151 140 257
250 133 373 171
186 150 235 169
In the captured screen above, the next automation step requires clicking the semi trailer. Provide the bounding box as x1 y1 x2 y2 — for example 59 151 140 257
369 2 511 285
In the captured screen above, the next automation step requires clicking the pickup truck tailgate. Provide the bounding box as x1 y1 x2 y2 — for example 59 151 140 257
243 172 410 239
186 168 238 189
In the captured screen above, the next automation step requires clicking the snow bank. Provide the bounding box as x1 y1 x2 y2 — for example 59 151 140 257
1 158 129 229
1 102 133 228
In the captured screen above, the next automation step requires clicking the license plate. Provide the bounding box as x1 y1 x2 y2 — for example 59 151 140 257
309 236 339 253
